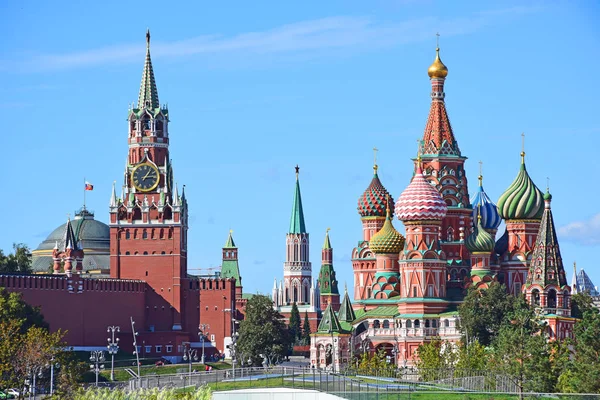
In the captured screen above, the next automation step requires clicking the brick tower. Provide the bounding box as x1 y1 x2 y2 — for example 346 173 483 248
418 44 473 284
496 146 544 296
523 190 574 339
318 229 340 311
283 166 312 305
109 30 189 332
352 155 394 301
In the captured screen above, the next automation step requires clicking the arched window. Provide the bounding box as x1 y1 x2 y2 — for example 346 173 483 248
563 291 569 309
304 285 309 303
142 230 148 239
447 227 454 242
432 320 437 328
125 231 131 239
444 319 450 327
414 320 420 328
547 289 557 308
382 320 390 329
531 289 540 306
293 287 298 303
406 320 412 328
373 320 381 329
425 319 430 328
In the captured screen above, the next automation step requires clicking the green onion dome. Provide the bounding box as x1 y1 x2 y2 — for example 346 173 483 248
465 216 495 253
369 205 405 254
497 155 544 220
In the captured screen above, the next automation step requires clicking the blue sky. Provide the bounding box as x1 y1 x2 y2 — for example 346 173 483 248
1 0 599 294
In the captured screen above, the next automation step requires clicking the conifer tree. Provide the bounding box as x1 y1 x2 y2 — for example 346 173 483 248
289 302 301 343
302 311 311 345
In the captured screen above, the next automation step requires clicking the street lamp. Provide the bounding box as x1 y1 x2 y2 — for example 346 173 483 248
107 326 120 381
224 308 238 379
46 356 60 396
130 317 141 378
199 323 210 364
89 351 105 387
182 343 198 378
328 329 337 373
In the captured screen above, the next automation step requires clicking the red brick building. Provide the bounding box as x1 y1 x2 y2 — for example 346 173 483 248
2 31 239 362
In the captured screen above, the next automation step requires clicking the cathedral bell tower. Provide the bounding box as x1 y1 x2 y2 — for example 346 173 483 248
109 31 189 332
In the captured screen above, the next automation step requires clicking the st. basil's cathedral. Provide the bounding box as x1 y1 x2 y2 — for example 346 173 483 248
1 32 577 368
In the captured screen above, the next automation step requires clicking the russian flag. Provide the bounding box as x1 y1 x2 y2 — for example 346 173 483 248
85 181 94 191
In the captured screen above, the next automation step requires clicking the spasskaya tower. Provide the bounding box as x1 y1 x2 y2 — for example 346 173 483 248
109 30 189 332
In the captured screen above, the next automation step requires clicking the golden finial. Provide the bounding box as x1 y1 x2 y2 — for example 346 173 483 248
385 194 391 218
520 132 526 163
477 204 482 222
326 227 331 234
230 229 233 235
416 139 423 167
428 33 448 79
373 147 379 173
478 161 483 186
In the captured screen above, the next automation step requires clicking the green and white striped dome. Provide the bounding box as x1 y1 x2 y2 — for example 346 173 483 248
497 156 544 220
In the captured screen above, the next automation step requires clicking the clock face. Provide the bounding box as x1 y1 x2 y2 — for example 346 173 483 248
131 163 160 192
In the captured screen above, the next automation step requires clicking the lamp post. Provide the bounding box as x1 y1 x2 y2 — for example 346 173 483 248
224 308 238 379
182 343 198 378
130 317 141 378
47 356 60 396
107 326 120 381
89 351 105 387
199 323 210 364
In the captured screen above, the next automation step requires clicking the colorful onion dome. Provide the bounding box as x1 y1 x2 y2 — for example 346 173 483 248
494 228 508 255
369 200 405 254
471 175 502 231
395 161 447 222
358 165 394 218
428 48 448 79
465 214 495 253
497 154 544 220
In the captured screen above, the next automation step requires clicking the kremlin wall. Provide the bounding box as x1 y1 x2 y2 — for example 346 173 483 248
1 31 585 369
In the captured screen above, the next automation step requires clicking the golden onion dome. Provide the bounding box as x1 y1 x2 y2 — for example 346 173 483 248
428 48 448 79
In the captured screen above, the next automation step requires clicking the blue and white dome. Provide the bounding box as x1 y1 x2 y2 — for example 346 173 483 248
471 176 502 231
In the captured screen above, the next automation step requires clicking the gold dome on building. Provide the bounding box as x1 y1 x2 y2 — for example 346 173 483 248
428 48 448 79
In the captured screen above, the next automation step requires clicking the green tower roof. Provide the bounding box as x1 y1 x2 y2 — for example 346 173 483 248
224 230 236 248
317 304 342 333
323 229 332 249
137 30 160 110
289 165 306 234
337 285 356 323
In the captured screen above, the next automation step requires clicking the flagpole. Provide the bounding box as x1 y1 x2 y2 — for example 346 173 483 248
83 177 86 211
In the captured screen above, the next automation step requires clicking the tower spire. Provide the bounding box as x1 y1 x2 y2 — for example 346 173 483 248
373 147 379 173
138 29 159 110
521 132 526 163
289 165 306 234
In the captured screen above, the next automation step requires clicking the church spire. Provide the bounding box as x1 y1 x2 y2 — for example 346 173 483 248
421 37 460 157
137 29 160 110
289 165 306 234
525 190 568 288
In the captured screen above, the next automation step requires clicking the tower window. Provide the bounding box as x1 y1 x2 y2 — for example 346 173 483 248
143 231 148 239
126 231 131 239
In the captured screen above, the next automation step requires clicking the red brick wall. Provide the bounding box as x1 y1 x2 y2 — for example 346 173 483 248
0 274 145 352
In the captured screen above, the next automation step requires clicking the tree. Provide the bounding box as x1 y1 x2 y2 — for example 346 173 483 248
0 244 33 274
302 311 311 345
489 306 555 396
571 292 595 319
236 295 291 366
557 306 600 393
289 302 301 343
458 282 524 346
455 341 488 371
0 287 48 332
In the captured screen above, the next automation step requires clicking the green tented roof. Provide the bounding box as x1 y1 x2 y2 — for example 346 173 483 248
221 260 241 282
224 231 236 249
289 176 306 234
317 304 342 333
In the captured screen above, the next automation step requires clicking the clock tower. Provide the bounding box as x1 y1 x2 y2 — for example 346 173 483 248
109 30 189 332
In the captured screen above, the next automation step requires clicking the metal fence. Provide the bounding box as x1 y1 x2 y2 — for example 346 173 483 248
127 366 598 398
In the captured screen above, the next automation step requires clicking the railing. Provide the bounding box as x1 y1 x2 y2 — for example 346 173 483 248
128 366 526 396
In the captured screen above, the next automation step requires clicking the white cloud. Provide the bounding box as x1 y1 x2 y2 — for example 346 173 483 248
558 213 600 246
0 7 541 73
